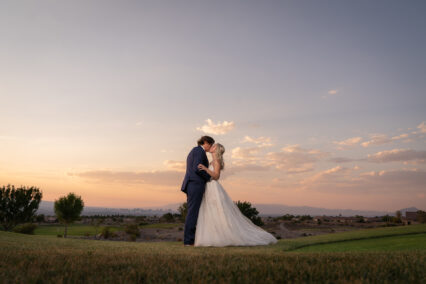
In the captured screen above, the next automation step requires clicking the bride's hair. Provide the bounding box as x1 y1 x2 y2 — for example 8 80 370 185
214 143 225 170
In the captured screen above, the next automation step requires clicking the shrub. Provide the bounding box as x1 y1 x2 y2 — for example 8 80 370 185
12 223 37 234
280 214 294 221
300 215 313 221
160 213 174 222
178 202 188 222
35 214 45 223
124 224 140 237
101 226 114 239
355 215 365 223
128 234 137 241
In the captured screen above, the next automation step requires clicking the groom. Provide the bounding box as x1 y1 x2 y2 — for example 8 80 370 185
181 135 215 246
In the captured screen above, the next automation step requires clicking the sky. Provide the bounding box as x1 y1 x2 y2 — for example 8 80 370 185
1 0 425 211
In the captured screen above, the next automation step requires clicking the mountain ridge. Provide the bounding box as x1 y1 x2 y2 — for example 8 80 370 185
37 200 420 217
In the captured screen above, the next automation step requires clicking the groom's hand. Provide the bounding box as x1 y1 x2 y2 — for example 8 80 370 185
198 164 207 171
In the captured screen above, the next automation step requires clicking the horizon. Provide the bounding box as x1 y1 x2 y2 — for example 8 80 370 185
38 199 419 214
1 1 426 212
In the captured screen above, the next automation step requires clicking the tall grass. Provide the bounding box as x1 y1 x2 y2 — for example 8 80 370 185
1 224 425 283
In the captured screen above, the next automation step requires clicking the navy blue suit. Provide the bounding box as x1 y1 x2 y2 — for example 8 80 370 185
181 145 210 245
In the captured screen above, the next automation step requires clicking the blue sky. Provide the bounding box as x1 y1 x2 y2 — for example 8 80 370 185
1 1 425 210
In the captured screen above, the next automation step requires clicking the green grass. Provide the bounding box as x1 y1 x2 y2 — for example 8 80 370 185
278 223 426 251
34 224 121 236
1 224 425 283
294 233 426 252
33 223 180 236
140 223 182 229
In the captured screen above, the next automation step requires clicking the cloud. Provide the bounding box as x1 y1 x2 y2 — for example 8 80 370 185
231 146 261 160
163 160 185 172
361 134 393 147
361 121 425 147
229 138 273 171
266 144 330 173
333 136 362 150
300 167 426 194
358 168 426 188
242 136 273 148
367 148 426 164
196 119 235 135
328 157 364 163
69 170 183 186
322 89 339 99
391 133 413 143
300 166 351 185
412 121 426 134
225 163 271 177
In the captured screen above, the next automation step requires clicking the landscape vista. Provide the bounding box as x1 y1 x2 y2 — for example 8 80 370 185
1 1 425 212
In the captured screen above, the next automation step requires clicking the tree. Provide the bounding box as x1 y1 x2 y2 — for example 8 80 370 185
0 185 42 231
160 212 175 222
382 214 393 222
178 202 188 222
54 193 84 238
280 214 294 221
355 215 365 223
300 215 313 221
35 214 45 224
395 210 402 223
90 217 104 237
235 201 264 226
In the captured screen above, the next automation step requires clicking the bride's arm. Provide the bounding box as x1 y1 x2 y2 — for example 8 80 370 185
198 160 221 180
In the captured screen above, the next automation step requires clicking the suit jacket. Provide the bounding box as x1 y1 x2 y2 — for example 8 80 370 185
181 146 210 193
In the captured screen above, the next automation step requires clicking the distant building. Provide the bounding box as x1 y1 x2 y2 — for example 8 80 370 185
405 211 418 221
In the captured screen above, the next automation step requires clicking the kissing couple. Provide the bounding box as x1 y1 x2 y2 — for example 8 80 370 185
181 135 277 247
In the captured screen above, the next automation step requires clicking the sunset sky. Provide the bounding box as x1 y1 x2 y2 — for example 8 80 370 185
1 1 425 211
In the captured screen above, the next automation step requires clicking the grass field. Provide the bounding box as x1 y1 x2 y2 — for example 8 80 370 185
1 224 425 283
34 224 122 236
33 223 180 236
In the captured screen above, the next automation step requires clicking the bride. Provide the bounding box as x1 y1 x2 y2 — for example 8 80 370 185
195 143 277 247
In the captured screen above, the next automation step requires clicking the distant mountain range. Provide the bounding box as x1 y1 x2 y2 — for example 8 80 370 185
37 200 420 217
37 201 175 216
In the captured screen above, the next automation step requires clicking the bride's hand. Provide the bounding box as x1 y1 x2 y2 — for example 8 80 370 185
198 164 207 171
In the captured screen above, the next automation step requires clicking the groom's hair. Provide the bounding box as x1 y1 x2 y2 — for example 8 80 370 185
197 136 215 146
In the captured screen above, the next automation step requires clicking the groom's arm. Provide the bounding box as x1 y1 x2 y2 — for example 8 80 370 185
192 149 211 181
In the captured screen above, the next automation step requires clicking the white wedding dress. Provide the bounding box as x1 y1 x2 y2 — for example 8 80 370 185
194 165 277 247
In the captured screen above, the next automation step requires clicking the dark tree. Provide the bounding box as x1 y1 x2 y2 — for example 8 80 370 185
300 215 313 221
178 202 188 222
36 214 45 223
395 210 402 223
235 200 264 226
280 214 295 221
54 193 84 238
382 214 393 222
160 212 174 222
0 185 42 231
